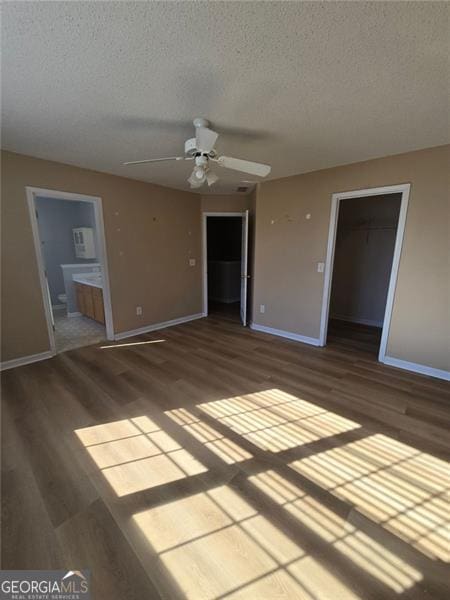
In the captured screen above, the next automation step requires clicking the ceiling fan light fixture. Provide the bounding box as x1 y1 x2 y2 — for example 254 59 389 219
206 171 219 187
188 177 203 189
188 167 207 188
194 166 205 180
123 117 271 191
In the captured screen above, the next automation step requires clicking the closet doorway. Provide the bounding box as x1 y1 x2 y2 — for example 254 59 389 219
320 184 410 361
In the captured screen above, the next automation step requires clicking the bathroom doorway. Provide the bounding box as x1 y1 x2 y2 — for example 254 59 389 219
26 187 114 354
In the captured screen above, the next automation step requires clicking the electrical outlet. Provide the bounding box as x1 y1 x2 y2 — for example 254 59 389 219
260 304 265 314
189 258 196 267
136 306 143 316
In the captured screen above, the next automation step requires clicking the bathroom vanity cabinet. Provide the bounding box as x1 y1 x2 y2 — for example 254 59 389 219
75 282 105 324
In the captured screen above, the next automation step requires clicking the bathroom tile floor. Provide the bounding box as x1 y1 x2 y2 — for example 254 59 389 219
54 311 105 353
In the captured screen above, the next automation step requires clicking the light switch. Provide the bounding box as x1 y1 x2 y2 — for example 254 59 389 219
260 304 265 314
189 258 196 267
317 262 325 273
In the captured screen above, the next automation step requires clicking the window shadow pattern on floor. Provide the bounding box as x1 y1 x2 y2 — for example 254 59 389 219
75 388 449 600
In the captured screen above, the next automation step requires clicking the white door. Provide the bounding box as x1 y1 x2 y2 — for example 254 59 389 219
240 210 249 326
45 273 55 329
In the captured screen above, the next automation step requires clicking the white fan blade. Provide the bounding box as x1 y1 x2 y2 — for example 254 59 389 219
123 156 187 166
215 156 271 177
206 171 219 187
196 127 219 153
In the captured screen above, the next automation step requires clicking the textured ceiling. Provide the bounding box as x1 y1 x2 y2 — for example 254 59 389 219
2 2 448 194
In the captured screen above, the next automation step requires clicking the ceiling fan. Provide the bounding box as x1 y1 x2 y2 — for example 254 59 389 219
123 117 271 189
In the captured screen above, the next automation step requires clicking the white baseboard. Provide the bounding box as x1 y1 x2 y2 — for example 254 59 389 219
67 311 82 318
382 356 450 381
114 313 204 341
331 314 383 328
0 350 54 371
250 322 320 347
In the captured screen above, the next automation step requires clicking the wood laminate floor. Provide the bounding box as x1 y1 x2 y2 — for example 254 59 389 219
208 301 241 323
2 315 449 600
327 319 382 356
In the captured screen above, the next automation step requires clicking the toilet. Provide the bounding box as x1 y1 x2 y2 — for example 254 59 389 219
57 293 67 305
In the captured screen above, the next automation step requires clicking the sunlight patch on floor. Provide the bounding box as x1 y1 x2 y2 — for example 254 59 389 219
75 416 207 496
166 407 253 464
133 484 359 600
249 469 422 592
289 434 450 561
198 389 360 452
74 396 440 596
100 339 165 349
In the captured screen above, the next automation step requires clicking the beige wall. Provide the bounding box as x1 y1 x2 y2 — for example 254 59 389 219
201 194 252 214
3 147 448 372
1 151 202 362
252 145 450 371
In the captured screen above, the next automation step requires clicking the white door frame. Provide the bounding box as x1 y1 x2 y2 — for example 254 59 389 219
26 186 115 356
318 183 410 362
240 209 250 327
202 212 246 318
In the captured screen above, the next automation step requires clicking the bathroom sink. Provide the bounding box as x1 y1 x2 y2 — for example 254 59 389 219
72 273 103 288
